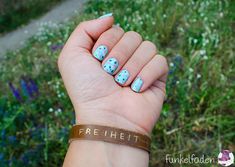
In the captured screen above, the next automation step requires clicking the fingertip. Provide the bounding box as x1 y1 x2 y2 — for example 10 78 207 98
98 13 113 19
75 15 114 39
86 15 114 39
96 15 114 27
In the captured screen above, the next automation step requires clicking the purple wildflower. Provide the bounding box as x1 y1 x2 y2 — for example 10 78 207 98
0 153 4 161
1 130 5 139
29 78 39 95
21 77 35 99
168 54 183 75
20 79 29 98
58 127 69 138
21 155 29 165
8 82 22 102
50 44 64 52
8 156 16 166
20 150 34 165
173 54 183 65
168 69 175 75
8 136 17 143
30 128 42 140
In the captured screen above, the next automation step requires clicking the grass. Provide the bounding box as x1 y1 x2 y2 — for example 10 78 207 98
0 0 235 166
0 0 63 34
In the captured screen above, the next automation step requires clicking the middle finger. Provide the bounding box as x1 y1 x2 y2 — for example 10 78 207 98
102 31 142 75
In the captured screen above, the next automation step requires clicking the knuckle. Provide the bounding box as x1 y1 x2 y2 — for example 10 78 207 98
126 31 142 41
98 27 124 46
142 41 157 52
130 57 142 68
76 21 87 31
102 32 116 42
102 30 123 42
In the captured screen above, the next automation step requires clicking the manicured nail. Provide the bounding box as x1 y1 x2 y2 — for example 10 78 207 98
115 69 130 85
103 58 119 75
99 13 113 19
93 45 108 61
131 77 143 92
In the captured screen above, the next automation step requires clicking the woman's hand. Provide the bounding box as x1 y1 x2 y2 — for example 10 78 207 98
58 15 168 136
59 14 168 167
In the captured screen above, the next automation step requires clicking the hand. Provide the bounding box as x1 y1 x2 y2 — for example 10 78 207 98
58 15 168 136
59 14 169 167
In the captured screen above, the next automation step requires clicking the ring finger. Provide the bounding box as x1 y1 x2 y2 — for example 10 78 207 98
114 41 157 86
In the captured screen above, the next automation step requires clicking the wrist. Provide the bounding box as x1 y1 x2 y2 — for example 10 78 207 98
63 109 150 167
75 109 150 136
64 137 149 167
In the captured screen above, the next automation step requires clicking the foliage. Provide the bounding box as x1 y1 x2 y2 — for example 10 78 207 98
0 0 63 34
0 0 234 166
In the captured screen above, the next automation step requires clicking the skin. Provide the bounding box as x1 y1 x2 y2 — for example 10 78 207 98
58 15 168 167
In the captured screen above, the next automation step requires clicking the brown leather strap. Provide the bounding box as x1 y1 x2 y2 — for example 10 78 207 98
69 124 151 153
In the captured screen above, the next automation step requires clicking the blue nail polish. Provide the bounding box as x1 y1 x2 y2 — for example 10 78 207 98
103 57 119 75
115 69 129 85
99 13 113 19
93 45 108 61
131 77 143 92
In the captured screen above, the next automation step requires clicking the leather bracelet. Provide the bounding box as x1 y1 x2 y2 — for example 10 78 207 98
69 124 151 153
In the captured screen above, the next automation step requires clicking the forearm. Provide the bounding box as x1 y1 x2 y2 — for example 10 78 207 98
63 140 149 167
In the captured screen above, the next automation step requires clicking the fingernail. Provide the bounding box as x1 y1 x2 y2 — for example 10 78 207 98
131 77 143 93
93 45 108 61
103 57 119 75
99 13 113 19
115 69 129 85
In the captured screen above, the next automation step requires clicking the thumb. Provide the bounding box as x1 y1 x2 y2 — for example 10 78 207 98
65 14 114 51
